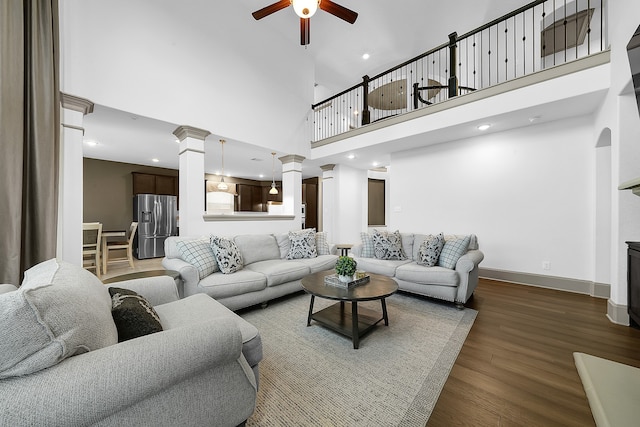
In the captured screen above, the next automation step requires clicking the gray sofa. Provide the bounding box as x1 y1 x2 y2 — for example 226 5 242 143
162 233 339 311
0 259 259 427
351 233 484 308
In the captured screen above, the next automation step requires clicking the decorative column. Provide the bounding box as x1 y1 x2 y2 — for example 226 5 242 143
280 155 305 228
173 126 210 237
320 164 335 242
58 93 94 265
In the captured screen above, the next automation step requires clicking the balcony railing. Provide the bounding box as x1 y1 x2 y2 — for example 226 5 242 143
310 0 607 143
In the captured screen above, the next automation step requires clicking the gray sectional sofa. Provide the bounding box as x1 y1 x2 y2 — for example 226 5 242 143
0 259 258 427
351 233 484 308
162 233 339 311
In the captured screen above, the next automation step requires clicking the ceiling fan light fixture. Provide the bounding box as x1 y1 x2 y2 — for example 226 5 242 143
292 0 319 18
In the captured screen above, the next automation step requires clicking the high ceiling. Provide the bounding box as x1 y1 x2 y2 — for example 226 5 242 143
79 0 542 179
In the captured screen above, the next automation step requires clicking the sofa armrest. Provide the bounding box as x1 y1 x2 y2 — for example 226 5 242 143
0 318 254 426
0 284 18 294
454 249 484 305
455 249 485 273
108 275 180 306
162 256 199 294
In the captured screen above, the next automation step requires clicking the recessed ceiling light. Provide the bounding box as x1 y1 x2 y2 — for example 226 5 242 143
152 158 159 163
347 154 356 160
259 174 265 178
477 124 492 131
372 161 379 167
362 53 370 60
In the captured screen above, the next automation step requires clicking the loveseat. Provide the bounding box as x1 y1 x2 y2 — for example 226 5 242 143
162 231 339 311
351 231 484 308
0 259 259 427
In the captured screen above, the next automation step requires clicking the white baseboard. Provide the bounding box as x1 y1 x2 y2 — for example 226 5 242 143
478 267 610 299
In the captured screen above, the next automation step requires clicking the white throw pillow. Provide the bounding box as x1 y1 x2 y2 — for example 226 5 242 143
210 236 244 274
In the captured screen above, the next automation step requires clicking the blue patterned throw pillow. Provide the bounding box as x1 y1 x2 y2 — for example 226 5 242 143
210 236 244 274
372 229 407 260
438 235 471 269
176 239 219 279
287 229 317 259
417 233 445 267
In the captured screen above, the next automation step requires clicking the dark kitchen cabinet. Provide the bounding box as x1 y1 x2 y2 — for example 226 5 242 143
132 172 178 197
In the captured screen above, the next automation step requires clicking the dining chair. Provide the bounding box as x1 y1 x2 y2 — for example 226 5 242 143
102 222 138 275
82 222 103 278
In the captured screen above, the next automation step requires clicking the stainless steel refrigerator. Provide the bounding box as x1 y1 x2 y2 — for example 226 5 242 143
133 194 178 259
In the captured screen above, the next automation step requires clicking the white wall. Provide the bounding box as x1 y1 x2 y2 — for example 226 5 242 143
334 165 367 244
59 0 314 156
591 0 640 306
391 116 596 281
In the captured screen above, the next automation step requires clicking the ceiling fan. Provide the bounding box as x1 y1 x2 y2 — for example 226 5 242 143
252 0 358 46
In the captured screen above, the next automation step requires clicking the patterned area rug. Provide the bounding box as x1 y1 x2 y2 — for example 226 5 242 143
241 292 477 426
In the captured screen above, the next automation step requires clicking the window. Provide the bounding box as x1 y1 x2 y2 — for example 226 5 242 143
368 178 385 226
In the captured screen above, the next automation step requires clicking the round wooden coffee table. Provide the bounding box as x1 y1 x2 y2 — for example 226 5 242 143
301 270 398 349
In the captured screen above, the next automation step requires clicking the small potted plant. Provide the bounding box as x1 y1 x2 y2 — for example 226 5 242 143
335 256 357 282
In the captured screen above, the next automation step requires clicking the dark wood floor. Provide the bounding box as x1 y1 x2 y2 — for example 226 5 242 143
428 278 640 426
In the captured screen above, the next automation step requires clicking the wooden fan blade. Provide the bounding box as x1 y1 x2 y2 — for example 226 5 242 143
319 0 358 24
252 0 290 20
300 18 310 45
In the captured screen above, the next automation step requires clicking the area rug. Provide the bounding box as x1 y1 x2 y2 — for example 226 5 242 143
241 292 477 426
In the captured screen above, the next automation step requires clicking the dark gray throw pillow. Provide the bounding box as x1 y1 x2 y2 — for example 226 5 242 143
108 287 163 342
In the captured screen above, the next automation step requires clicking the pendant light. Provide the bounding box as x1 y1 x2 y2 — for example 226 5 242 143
217 139 228 191
269 152 278 195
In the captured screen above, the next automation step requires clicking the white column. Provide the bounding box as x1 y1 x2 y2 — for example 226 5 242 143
173 126 210 237
321 164 335 242
280 155 305 229
58 93 94 265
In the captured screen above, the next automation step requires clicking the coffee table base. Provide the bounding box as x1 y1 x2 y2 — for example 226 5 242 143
307 296 390 349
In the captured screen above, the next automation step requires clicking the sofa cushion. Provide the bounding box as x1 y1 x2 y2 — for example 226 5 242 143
286 229 317 260
396 262 460 287
0 259 118 379
154 293 262 369
417 233 445 267
360 232 375 258
293 254 338 273
353 257 412 277
211 236 244 274
438 235 471 269
234 234 281 265
108 287 163 342
198 270 267 300
176 238 219 279
316 232 330 255
245 260 310 287
372 229 407 260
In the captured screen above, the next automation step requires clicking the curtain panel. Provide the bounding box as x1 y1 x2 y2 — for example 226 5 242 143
0 0 60 285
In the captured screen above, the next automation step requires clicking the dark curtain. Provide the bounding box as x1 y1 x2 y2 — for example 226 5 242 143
0 0 60 285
